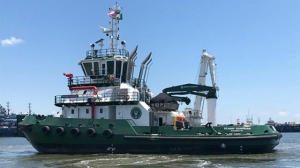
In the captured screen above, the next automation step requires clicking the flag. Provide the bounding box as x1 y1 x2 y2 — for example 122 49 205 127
108 9 122 20
107 10 115 17
115 14 123 20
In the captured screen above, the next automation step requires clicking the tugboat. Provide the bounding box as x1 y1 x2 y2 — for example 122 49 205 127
18 3 282 154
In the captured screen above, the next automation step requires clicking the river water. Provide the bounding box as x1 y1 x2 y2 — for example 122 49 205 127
0 133 299 168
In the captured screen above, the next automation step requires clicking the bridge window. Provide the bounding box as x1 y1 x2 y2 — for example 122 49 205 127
116 61 122 78
93 62 99 75
80 64 86 76
83 62 93 75
122 62 127 82
107 61 114 75
101 64 106 75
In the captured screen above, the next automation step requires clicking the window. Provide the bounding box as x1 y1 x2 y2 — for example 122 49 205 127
116 60 122 78
86 109 89 114
94 62 99 75
71 109 74 114
100 109 103 113
83 62 93 75
107 61 114 75
102 64 106 75
122 62 127 82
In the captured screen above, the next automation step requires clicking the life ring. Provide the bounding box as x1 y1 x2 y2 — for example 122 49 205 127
70 128 80 137
55 127 65 136
42 126 50 135
87 128 96 137
103 129 113 138
124 94 130 101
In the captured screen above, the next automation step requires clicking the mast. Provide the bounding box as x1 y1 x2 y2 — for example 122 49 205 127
6 102 10 115
107 3 122 54
80 3 128 83
28 103 32 115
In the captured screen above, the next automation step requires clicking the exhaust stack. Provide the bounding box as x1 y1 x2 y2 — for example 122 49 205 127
137 52 152 87
126 45 138 82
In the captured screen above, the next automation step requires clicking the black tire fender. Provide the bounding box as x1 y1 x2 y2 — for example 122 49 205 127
70 128 80 137
42 126 50 135
55 127 65 136
87 128 96 137
103 129 113 138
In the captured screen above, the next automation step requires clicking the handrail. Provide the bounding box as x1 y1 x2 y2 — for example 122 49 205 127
55 92 140 104
67 76 148 88
86 49 129 58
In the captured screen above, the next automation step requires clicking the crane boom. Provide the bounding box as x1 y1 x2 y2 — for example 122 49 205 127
162 83 218 126
160 50 219 126
163 83 217 97
193 49 219 125
162 83 217 104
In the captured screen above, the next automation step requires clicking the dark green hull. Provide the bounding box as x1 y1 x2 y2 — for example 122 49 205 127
29 136 279 154
18 115 282 154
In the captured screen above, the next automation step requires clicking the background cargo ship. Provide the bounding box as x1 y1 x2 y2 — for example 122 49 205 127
17 3 281 155
0 103 17 137
267 118 300 132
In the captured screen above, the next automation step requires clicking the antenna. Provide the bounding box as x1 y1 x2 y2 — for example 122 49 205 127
6 102 10 115
28 103 32 115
